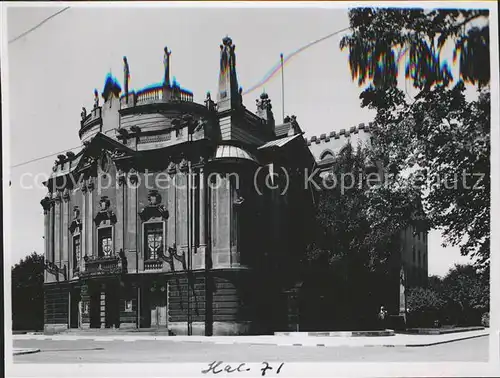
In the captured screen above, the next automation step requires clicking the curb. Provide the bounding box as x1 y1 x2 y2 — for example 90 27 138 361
403 327 485 335
274 330 395 337
405 332 488 347
13 348 41 356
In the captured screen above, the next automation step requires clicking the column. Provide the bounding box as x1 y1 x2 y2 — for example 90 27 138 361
127 172 138 270
193 168 205 270
54 194 61 267
166 172 176 271
199 168 206 248
88 179 95 256
62 193 70 275
81 186 87 269
177 173 187 249
116 177 125 252
51 201 55 263
43 203 50 283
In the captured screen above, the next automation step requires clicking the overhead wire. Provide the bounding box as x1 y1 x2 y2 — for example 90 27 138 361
9 24 352 169
8 7 70 44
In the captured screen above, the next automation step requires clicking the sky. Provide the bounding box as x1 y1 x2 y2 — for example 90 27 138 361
5 4 474 276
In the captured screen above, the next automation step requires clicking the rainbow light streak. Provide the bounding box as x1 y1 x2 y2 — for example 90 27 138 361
242 28 349 96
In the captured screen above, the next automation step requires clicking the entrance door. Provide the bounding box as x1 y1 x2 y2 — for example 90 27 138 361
150 291 167 328
105 287 120 328
70 288 80 328
89 290 101 328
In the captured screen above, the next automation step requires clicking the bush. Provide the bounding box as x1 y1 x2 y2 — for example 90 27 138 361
481 312 489 327
407 287 445 328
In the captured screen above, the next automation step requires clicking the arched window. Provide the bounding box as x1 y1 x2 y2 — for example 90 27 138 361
319 149 334 161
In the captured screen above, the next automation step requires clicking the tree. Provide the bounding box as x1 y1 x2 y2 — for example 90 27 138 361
11 252 45 331
441 263 489 325
412 264 489 326
305 143 421 327
340 8 490 269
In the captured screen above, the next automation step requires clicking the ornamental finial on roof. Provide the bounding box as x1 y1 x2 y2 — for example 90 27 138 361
163 46 171 87
217 36 239 111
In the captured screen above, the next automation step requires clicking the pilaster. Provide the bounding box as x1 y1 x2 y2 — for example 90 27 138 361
88 178 95 256
62 190 70 275
199 168 206 248
116 173 125 252
54 192 61 266
81 183 87 268
43 200 51 283
127 170 138 269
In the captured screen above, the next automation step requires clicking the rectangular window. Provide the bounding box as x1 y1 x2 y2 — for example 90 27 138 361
124 300 133 312
73 235 81 268
98 227 113 257
144 223 163 260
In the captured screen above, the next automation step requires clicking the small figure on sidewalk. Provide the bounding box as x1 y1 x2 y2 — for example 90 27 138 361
378 305 388 329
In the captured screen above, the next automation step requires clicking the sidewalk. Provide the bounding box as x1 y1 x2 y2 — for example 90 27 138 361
13 329 488 347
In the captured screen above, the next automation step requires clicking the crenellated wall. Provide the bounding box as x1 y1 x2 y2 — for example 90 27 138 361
306 123 374 162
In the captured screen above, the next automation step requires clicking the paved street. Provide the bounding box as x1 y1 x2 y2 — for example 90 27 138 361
13 335 488 363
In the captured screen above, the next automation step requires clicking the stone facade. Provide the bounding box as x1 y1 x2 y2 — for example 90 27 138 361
41 37 314 335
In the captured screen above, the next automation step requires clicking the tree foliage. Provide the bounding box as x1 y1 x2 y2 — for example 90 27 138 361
408 264 489 326
441 263 489 314
340 8 489 89
11 252 45 331
341 8 490 269
307 143 420 274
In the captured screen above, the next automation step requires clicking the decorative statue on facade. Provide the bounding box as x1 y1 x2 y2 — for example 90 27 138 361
256 92 274 125
287 115 301 136
69 206 82 234
167 161 177 175
99 196 111 212
238 87 244 107
93 89 99 109
204 92 216 112
81 107 87 121
194 118 207 133
148 190 161 206
139 190 168 221
256 92 272 113
73 206 80 220
123 56 130 97
163 46 171 87
179 157 189 173
233 190 245 206
94 196 117 226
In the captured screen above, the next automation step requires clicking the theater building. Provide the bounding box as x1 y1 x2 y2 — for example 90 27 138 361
41 37 315 335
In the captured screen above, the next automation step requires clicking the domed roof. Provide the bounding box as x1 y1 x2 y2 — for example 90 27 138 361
213 145 257 163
